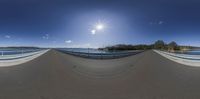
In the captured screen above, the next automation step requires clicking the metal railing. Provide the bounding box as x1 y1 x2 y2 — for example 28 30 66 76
57 49 144 59
0 49 45 60
0 49 42 56
156 50 200 60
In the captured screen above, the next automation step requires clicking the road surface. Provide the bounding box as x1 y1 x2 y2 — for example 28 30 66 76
0 50 200 99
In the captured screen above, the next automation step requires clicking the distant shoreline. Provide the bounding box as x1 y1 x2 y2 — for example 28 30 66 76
99 40 200 52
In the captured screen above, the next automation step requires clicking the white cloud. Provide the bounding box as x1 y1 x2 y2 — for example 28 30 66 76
5 35 11 39
65 40 72 43
42 34 49 39
159 21 164 25
149 21 164 25
66 43 98 48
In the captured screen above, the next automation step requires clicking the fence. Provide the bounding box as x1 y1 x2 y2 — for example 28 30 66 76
0 49 45 60
57 49 144 59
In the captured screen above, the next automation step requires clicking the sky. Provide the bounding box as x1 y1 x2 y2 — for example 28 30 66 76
0 0 200 48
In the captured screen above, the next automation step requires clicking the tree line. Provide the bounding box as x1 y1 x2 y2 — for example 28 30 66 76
99 40 193 52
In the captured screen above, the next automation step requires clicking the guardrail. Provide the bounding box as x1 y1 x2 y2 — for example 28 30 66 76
0 49 49 67
57 49 144 59
0 49 46 60
0 49 42 56
156 50 200 60
154 50 200 67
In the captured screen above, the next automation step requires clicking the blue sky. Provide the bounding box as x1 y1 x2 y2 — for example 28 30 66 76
0 0 200 47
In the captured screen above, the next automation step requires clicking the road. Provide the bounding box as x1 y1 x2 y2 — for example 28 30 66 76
0 50 200 99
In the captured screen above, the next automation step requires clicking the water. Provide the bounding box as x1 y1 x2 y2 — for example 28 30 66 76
183 50 200 55
58 48 109 53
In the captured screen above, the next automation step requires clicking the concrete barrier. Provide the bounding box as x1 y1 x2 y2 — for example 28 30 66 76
0 49 49 67
154 50 200 67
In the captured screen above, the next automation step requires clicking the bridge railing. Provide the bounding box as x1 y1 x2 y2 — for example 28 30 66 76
57 49 144 59
0 49 46 60
157 50 200 60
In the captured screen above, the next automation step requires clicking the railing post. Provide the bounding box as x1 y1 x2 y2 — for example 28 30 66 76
101 51 102 59
1 51 3 56
112 51 114 58
88 48 89 58
22 49 23 55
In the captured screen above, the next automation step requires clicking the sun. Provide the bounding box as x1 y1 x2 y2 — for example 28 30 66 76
96 24 104 30
89 20 107 35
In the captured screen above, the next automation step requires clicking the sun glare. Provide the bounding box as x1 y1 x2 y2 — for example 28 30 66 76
90 20 107 35
96 24 104 30
91 29 96 35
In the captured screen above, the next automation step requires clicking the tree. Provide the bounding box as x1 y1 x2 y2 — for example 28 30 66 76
154 40 165 49
168 41 178 51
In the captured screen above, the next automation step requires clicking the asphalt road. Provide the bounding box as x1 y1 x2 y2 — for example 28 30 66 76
0 50 200 99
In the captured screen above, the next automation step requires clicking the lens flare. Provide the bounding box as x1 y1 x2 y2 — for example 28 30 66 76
91 29 96 35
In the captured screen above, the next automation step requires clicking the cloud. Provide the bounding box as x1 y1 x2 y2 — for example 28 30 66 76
159 21 164 25
42 34 49 39
5 35 11 39
149 21 164 25
66 43 98 48
65 40 72 43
